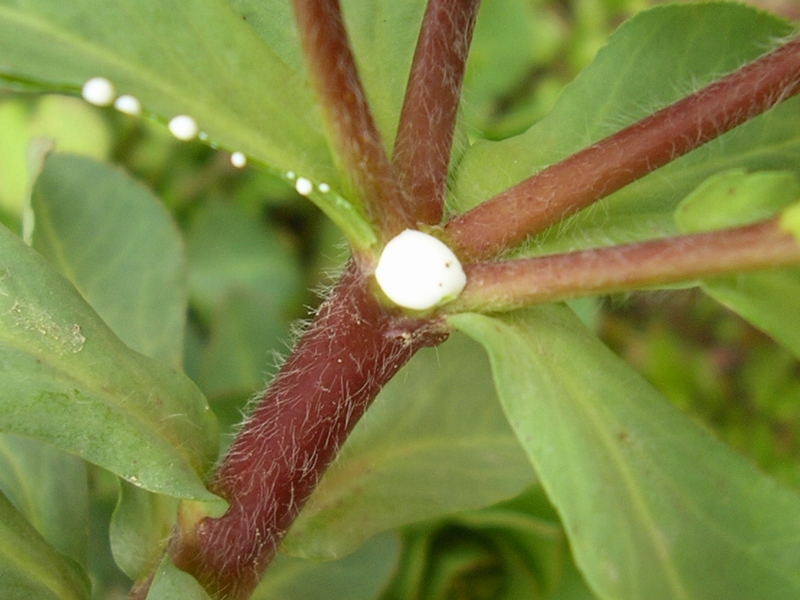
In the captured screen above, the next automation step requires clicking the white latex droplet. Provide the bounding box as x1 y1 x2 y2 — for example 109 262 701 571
168 115 199 141
295 177 313 196
81 77 116 107
318 182 330 193
113 94 141 115
230 152 247 168
374 229 466 310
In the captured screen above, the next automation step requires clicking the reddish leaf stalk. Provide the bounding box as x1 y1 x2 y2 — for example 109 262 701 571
293 0 413 240
445 36 800 261
449 218 800 312
168 261 446 600
392 0 481 225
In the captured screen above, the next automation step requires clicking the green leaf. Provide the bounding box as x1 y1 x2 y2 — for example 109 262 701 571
452 305 800 600
0 222 218 499
451 4 800 254
109 482 178 580
0 489 90 600
32 153 185 366
0 0 379 247
283 333 535 559
146 554 212 600
675 169 800 233
254 533 400 600
0 434 88 569
675 169 800 359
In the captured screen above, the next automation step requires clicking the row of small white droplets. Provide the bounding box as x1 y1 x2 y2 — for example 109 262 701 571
80 76 466 310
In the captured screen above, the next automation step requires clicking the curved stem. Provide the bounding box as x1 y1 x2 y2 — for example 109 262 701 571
293 0 413 241
445 36 800 261
392 0 481 225
448 218 800 312
169 260 446 599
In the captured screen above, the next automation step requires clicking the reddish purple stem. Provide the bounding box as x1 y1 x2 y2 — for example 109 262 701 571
169 261 446 600
293 0 413 239
446 36 800 261
392 0 481 225
453 218 800 311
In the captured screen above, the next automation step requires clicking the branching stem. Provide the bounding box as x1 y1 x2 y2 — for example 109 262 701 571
449 218 800 312
392 0 481 225
445 36 800 261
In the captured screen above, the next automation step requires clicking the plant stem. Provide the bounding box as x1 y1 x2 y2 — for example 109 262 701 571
392 0 481 225
445 36 800 261
292 0 413 241
168 260 446 600
448 218 800 312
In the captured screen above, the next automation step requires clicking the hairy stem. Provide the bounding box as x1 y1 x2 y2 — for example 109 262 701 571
168 261 446 600
392 0 481 225
448 218 800 312
445 36 800 261
293 0 413 240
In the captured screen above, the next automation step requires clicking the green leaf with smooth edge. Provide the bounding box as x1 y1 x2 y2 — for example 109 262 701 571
0 434 88 569
109 482 178 580
0 0 378 248
452 4 800 254
451 305 800 600
146 555 212 600
254 533 400 600
0 489 90 600
283 333 536 560
675 169 800 359
32 153 185 366
0 223 218 499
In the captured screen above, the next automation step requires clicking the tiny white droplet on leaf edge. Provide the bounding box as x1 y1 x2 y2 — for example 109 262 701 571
114 94 141 115
168 115 199 141
82 77 116 107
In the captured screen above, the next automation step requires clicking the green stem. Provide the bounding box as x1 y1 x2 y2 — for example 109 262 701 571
447 218 800 312
444 35 800 261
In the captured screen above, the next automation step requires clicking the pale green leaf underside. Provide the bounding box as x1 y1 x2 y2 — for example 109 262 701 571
453 4 800 254
452 305 800 600
0 223 218 499
284 333 535 560
0 0 377 247
675 169 800 359
0 490 90 600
